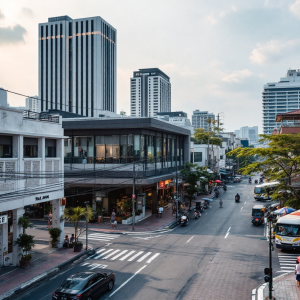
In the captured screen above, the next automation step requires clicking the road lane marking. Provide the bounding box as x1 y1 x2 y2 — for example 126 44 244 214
186 236 194 243
240 207 243 210
103 250 120 260
244 201 246 205
128 251 144 261
109 265 147 297
146 253 160 263
94 249 114 259
119 250 136 261
137 252 152 262
224 227 231 239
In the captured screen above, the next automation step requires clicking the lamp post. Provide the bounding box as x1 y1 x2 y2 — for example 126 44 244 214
84 201 89 251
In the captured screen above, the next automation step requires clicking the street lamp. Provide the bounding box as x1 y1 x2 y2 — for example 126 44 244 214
84 201 89 251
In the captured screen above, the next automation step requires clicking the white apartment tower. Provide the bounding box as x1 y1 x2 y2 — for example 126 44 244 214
25 96 40 112
0 88 7 108
130 68 171 117
192 110 215 130
38 15 116 117
263 69 300 134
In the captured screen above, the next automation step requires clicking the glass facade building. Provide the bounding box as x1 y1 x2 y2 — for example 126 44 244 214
263 69 300 134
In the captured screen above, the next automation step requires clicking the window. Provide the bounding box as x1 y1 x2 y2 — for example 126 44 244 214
46 139 56 157
23 138 38 158
73 136 94 163
0 135 12 158
194 152 202 162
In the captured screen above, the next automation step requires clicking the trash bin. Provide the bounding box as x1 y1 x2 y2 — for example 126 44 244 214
98 216 102 223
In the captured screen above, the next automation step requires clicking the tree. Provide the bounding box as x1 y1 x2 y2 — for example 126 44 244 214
63 206 94 243
227 134 300 207
14 234 35 261
180 163 213 209
18 216 33 234
193 128 222 146
120 110 127 116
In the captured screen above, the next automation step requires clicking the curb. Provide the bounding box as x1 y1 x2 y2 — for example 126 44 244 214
0 248 95 300
254 272 291 300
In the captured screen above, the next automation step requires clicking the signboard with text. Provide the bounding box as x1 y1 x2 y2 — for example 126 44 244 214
0 215 8 225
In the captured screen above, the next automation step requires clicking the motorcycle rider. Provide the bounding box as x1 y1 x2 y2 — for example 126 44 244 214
248 177 252 184
223 185 227 191
235 193 240 202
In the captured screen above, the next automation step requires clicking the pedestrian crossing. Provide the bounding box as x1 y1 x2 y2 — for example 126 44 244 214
277 253 300 273
90 248 160 264
87 233 120 242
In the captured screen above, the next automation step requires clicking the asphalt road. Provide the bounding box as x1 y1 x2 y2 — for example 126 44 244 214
17 178 274 300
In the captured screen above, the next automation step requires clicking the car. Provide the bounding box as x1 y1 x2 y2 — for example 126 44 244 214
52 271 115 300
235 175 243 181
233 177 241 183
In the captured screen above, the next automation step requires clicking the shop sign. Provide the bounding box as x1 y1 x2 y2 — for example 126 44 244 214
0 215 8 225
159 181 165 189
35 195 49 201
165 179 172 185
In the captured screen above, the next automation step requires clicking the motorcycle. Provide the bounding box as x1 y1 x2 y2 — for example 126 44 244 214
202 201 209 209
252 217 263 226
255 179 258 184
248 179 252 184
181 215 189 226
194 209 201 219
223 185 227 192
215 190 220 198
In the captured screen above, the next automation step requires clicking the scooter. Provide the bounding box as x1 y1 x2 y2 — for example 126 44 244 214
194 209 201 219
223 185 227 192
181 215 189 226
255 179 258 184
215 190 220 198
248 179 252 184
202 201 209 209
235 196 240 203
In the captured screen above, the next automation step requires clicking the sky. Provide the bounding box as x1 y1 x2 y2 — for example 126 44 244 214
1 0 300 133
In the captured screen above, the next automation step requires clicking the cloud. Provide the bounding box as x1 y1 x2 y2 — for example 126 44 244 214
222 69 253 83
20 8 34 18
289 0 300 18
250 39 300 65
0 9 4 19
0 25 27 45
205 14 217 25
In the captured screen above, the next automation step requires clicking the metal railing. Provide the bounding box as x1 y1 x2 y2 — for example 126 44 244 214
23 110 60 123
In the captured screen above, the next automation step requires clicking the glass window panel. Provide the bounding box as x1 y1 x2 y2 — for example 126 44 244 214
140 135 145 158
156 136 162 158
23 145 38 158
121 135 127 162
0 145 12 158
73 136 94 163
133 135 140 158
194 152 202 162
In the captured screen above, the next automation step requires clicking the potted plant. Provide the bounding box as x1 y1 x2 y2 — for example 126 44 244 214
48 227 62 248
14 234 35 267
63 206 94 252
18 216 33 234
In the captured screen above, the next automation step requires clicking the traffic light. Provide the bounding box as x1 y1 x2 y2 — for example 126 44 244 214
264 268 270 282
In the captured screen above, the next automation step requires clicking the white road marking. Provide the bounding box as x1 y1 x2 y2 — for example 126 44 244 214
186 236 194 243
128 251 144 261
94 249 114 259
137 252 152 262
146 253 160 263
109 265 147 297
119 250 136 261
244 201 246 205
224 227 231 239
240 207 243 210
102 250 120 260
111 250 128 260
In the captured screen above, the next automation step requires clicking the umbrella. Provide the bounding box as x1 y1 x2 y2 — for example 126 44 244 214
202 198 212 202
273 207 296 215
214 180 222 183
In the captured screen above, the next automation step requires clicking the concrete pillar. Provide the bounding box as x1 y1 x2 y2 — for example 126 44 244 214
12 208 25 266
51 199 64 248
1 222 8 266
13 135 24 191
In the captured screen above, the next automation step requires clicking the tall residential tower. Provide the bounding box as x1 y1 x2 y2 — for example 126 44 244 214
263 69 300 134
130 68 171 117
192 110 215 130
38 15 116 117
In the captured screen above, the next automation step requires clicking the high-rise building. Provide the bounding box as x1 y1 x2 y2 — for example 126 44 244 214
192 110 215 130
0 88 7 107
25 96 40 112
263 69 300 134
237 126 258 144
130 68 171 117
38 15 116 117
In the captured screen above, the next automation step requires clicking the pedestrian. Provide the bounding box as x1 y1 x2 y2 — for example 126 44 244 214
158 206 163 218
296 260 300 287
111 209 116 228
63 235 69 248
48 211 52 228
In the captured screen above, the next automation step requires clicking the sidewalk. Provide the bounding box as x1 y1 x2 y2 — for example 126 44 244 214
255 272 300 300
0 243 91 300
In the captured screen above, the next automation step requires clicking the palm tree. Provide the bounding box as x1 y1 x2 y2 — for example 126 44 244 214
18 216 33 234
63 206 94 243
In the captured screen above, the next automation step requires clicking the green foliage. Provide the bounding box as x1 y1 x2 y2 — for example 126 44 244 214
14 233 35 257
193 128 222 146
64 206 94 242
48 227 62 243
18 216 33 234
227 134 300 205
180 163 213 207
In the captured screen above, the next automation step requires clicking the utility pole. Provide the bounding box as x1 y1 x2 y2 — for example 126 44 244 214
132 162 135 231
217 113 220 137
176 159 178 221
84 201 89 251
268 215 273 300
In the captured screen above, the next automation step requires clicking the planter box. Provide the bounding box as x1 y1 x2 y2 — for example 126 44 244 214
73 245 83 252
122 217 132 224
19 260 31 268
115 217 122 223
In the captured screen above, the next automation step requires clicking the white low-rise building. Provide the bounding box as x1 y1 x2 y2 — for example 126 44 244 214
0 108 65 266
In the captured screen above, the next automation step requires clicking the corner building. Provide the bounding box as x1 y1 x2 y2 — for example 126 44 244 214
38 15 116 117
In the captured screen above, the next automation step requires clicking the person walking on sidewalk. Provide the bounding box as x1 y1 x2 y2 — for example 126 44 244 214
158 206 163 218
47 211 52 228
111 209 116 228
295 260 300 287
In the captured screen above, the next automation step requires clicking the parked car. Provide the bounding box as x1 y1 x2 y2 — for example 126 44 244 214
52 271 115 300
233 177 241 183
235 175 243 181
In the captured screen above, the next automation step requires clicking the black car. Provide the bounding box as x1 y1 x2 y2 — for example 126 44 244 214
52 271 115 300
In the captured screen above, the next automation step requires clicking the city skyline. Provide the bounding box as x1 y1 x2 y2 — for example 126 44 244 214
2 1 300 131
